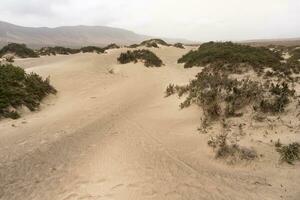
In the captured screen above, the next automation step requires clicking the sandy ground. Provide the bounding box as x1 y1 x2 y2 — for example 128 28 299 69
0 46 299 200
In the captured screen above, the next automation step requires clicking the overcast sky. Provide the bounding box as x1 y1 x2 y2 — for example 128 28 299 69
0 0 299 41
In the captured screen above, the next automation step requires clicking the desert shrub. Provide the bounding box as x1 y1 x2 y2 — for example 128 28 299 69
208 134 257 161
288 48 300 63
0 64 56 119
117 49 163 67
0 43 38 58
276 142 300 164
38 46 79 56
174 43 185 49
128 44 140 48
259 82 295 113
141 39 170 46
165 84 176 97
2 54 15 62
167 66 296 125
178 42 282 70
80 46 104 54
103 43 120 51
174 69 264 120
146 42 159 48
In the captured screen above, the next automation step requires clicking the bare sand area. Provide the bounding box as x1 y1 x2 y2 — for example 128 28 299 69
0 46 299 200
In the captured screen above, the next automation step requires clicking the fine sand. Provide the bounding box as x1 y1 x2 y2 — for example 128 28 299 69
0 46 299 200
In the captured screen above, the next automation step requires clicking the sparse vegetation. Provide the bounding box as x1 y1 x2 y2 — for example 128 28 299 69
0 43 39 58
165 84 175 97
80 46 105 54
128 44 140 48
208 134 257 161
2 54 15 62
276 142 300 164
0 64 56 119
146 42 159 48
117 49 163 67
167 67 296 125
174 43 185 49
103 43 120 51
38 46 79 56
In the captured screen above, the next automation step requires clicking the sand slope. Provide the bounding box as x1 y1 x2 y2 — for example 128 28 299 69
0 47 299 200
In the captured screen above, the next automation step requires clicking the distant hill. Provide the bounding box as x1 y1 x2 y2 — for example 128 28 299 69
242 38 300 47
0 21 192 48
0 21 150 48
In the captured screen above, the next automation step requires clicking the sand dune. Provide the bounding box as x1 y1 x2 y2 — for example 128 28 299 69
0 46 299 200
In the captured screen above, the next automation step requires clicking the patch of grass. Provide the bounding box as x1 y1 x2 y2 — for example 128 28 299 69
80 46 105 54
174 43 185 49
0 64 57 119
276 142 300 164
0 43 39 58
178 42 282 70
117 49 163 67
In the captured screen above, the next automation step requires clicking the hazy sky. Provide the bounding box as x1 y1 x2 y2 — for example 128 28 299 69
0 0 299 41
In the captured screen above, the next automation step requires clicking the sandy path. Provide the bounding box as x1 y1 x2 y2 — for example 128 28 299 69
0 47 299 200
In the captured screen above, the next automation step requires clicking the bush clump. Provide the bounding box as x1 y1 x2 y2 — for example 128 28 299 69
146 42 159 48
117 49 163 67
276 142 300 164
168 67 295 123
0 43 39 58
80 46 105 54
174 43 185 49
128 44 140 48
178 42 282 70
259 82 295 113
141 39 170 47
38 46 79 56
0 64 57 119
103 43 120 51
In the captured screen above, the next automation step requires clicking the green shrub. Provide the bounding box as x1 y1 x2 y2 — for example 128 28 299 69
141 39 170 46
174 43 185 49
38 46 79 56
276 142 300 164
173 69 264 120
146 42 159 48
128 44 140 48
288 48 300 63
80 46 105 54
0 43 39 58
0 64 56 119
178 42 282 70
103 43 120 51
117 49 163 67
